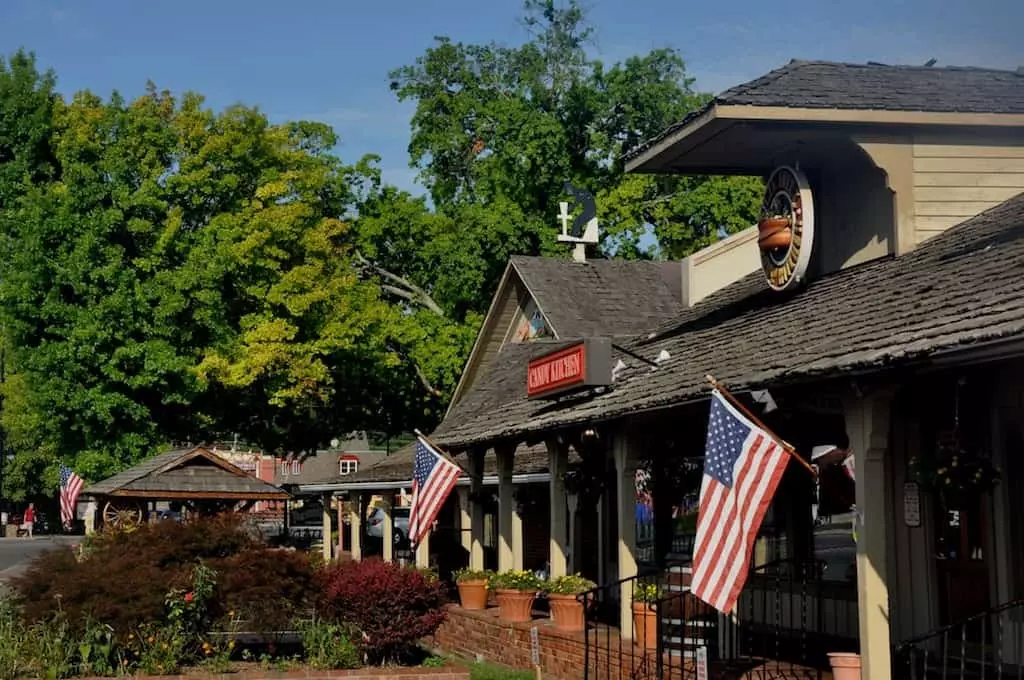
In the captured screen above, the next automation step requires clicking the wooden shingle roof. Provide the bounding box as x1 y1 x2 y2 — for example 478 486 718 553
433 192 1024 448
84 446 289 500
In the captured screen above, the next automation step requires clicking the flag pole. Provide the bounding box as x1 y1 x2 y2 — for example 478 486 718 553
705 374 817 478
413 429 471 476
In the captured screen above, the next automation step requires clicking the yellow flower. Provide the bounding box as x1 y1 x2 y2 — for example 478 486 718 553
161 643 168 650
128 633 134 640
228 641 235 649
147 636 155 644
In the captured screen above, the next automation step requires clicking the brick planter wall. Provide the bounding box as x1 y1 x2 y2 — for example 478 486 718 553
430 605 835 680
429 604 655 680
79 666 468 680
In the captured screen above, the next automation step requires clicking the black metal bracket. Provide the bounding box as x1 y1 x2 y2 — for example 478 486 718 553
611 343 660 368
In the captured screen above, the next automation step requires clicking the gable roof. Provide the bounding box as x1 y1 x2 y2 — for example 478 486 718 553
626 60 1024 164
84 447 289 499
433 192 1024 447
447 255 684 412
511 256 683 338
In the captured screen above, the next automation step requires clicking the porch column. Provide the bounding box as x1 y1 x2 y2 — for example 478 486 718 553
566 491 579 574
547 439 569 578
512 492 524 571
336 497 345 557
321 493 333 562
613 429 639 640
349 494 364 561
457 487 472 554
382 492 396 563
415 528 431 569
497 445 515 572
468 449 486 570
844 391 894 680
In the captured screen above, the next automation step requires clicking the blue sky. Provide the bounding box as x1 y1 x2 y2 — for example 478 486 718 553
1 0 1019 195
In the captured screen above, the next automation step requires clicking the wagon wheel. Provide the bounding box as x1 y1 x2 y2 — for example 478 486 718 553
102 501 144 532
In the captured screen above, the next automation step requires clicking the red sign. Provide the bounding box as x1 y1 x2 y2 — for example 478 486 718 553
527 344 586 398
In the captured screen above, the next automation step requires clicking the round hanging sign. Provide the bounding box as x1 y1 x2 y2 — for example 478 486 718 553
757 166 815 291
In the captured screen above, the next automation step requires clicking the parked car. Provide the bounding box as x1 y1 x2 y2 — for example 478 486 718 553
365 506 410 544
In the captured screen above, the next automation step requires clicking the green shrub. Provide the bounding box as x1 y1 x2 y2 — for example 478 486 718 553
299 618 361 669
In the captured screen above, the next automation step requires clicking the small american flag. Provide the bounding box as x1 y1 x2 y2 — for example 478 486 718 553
59 463 84 530
408 437 461 547
690 390 791 613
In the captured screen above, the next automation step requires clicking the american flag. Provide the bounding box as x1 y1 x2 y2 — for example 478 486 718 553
59 463 85 530
408 437 461 547
690 391 791 613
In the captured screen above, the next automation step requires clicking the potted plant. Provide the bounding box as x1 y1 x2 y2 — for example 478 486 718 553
827 652 861 680
490 570 542 623
453 567 492 610
757 212 793 251
543 574 596 632
632 582 662 650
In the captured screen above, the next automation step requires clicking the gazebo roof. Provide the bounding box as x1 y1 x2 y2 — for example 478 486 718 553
83 446 290 500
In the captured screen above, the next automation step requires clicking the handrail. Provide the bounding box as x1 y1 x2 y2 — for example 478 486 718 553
897 597 1024 649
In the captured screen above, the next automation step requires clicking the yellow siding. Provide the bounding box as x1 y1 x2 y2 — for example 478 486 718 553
913 138 1024 245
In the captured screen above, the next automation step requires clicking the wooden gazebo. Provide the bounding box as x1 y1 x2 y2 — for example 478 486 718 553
82 446 290 531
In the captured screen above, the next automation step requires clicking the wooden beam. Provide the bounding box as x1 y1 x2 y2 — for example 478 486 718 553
108 490 290 500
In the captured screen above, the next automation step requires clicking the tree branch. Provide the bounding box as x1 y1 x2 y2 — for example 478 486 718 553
386 341 444 398
354 251 446 316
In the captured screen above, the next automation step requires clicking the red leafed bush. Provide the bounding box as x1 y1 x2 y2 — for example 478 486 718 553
315 558 448 663
11 515 266 633
209 548 316 633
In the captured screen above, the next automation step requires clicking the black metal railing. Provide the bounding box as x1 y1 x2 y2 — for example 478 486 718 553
582 558 847 680
580 564 663 680
896 599 1024 679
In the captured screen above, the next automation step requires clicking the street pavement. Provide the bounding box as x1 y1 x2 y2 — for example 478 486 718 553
0 535 81 582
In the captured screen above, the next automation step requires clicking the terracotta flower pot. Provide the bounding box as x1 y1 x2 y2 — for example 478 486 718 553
757 216 792 251
495 589 537 623
457 579 489 610
548 593 586 632
632 601 658 650
827 652 861 680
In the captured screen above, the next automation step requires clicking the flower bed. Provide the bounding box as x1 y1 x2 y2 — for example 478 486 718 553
0 516 450 679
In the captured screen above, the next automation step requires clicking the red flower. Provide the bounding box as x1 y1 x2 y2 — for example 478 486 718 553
184 592 194 603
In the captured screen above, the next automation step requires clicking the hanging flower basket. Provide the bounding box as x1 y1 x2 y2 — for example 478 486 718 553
910 435 1000 509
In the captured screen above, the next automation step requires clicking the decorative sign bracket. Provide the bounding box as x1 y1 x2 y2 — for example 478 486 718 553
557 182 599 263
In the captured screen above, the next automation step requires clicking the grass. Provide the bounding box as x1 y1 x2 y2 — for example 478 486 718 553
468 660 536 680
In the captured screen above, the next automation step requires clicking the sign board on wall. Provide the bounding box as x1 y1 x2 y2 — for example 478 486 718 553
759 166 816 292
695 646 708 680
526 338 612 399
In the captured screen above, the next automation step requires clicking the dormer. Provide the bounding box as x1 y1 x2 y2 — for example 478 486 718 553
626 60 1024 290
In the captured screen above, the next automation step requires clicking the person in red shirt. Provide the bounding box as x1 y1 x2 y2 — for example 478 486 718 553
22 503 35 538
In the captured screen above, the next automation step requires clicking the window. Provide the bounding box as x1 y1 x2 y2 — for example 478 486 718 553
279 461 289 477
291 460 301 475
339 459 358 475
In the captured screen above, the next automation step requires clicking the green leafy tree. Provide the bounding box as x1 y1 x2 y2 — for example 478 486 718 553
0 74 413 495
387 0 761 266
